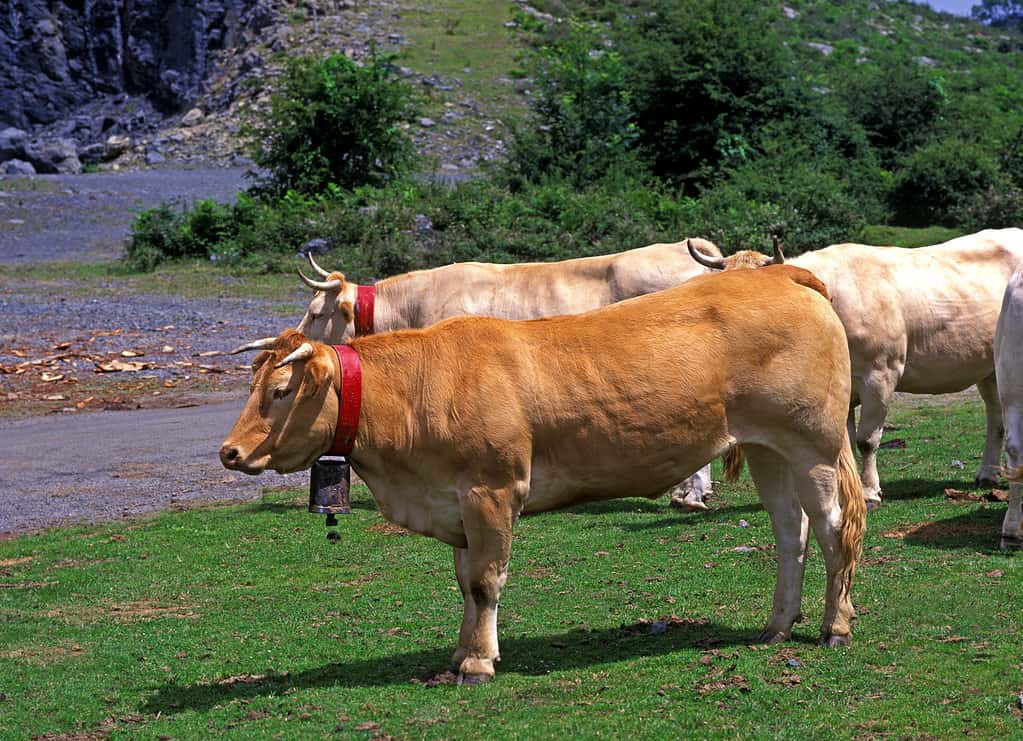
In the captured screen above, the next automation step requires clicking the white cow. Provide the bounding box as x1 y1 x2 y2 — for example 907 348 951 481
995 270 1023 549
691 228 1023 507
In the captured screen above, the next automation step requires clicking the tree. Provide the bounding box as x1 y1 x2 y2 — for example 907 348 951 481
972 0 1023 29
245 53 418 198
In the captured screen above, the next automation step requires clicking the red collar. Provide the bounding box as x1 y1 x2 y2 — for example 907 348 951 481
327 344 362 457
354 285 375 336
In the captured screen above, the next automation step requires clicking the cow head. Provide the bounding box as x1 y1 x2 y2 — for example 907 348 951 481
687 236 785 271
220 329 339 475
295 253 357 342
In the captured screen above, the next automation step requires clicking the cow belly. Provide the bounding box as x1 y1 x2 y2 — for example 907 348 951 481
523 453 715 514
896 357 992 394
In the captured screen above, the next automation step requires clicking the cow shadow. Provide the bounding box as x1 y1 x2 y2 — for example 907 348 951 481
880 477 981 503
884 505 1008 553
140 618 796 715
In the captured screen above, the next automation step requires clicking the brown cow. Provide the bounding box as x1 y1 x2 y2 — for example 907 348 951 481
221 265 866 683
690 228 1023 507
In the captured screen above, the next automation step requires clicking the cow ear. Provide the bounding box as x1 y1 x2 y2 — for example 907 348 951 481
337 299 355 323
300 349 333 399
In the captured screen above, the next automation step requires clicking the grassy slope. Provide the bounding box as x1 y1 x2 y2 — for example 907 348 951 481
1 398 1020 738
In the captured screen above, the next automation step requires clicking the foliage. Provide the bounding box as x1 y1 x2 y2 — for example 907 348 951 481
835 48 948 169
2 398 1021 738
244 53 419 198
504 24 642 188
972 0 1023 29
890 139 1002 226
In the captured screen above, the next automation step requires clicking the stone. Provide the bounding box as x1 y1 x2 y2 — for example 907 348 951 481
25 138 82 174
145 150 166 165
0 127 29 162
181 108 205 127
2 159 36 176
419 117 436 128
105 134 132 158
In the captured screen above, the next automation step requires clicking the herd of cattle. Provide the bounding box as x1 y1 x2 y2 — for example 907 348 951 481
218 227 1023 684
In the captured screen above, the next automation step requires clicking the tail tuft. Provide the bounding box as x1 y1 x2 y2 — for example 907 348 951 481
723 445 745 483
836 431 866 599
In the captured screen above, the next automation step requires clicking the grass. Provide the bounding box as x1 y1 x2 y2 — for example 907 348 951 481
2 396 1021 738
397 0 526 121
860 224 964 248
0 259 308 304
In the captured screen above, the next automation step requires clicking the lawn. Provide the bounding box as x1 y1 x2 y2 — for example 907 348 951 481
1 395 1020 738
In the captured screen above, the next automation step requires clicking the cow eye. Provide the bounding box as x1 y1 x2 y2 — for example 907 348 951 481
272 387 292 400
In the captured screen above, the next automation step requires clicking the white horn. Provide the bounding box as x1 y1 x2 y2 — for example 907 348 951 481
275 342 315 368
307 252 332 278
688 239 726 270
229 337 278 355
297 268 342 292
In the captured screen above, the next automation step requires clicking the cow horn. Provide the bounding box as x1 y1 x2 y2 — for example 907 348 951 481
307 252 332 278
688 239 726 270
228 337 277 355
275 342 315 368
771 235 786 264
297 268 342 292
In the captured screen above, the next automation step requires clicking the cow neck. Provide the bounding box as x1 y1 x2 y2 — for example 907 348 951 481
327 344 362 457
354 284 375 336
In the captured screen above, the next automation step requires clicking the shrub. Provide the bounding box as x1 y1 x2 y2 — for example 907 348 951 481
890 139 1002 226
953 184 1023 231
504 24 643 188
244 53 418 198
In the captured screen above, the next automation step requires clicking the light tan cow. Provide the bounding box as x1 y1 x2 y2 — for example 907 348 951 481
995 270 1023 549
690 228 1023 508
221 265 866 683
238 238 725 510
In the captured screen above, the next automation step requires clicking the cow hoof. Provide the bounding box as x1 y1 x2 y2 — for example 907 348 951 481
756 630 790 644
457 672 492 686
670 496 708 512
1000 535 1023 551
819 634 852 648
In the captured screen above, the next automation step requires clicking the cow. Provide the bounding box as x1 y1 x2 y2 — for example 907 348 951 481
235 238 726 511
689 228 1023 508
995 270 1023 549
220 265 866 683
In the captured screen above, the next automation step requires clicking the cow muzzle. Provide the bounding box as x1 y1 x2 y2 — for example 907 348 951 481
219 443 264 475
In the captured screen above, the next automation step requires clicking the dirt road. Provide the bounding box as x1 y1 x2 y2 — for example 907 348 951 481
1 168 307 535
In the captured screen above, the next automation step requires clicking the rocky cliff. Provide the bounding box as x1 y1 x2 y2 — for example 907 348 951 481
1 0 275 129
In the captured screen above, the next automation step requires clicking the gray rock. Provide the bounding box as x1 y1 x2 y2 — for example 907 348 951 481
181 108 205 127
419 117 436 128
0 127 29 162
145 150 167 165
2 159 36 176
25 138 82 174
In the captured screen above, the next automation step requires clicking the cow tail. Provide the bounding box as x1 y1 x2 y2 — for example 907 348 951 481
836 430 866 599
722 444 745 482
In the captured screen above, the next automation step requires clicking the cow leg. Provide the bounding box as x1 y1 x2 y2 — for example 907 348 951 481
855 375 894 509
791 463 856 646
745 446 807 643
668 464 712 512
451 484 521 684
451 546 478 671
1001 408 1023 549
975 373 1004 488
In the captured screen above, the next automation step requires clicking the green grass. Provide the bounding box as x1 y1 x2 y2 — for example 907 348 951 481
2 396 1021 738
860 224 964 248
0 260 307 304
397 0 526 121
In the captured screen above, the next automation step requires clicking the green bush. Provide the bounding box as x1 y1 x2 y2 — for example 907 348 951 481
504 25 642 188
244 53 418 198
890 139 1002 226
953 184 1023 231
125 200 237 270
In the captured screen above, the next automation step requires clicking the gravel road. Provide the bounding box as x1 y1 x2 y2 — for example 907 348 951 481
0 167 251 262
0 168 308 536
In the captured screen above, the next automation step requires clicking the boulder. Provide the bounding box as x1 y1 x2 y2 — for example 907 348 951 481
25 138 82 174
2 159 37 176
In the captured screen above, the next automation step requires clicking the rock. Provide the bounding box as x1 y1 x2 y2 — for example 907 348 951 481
419 117 436 128
301 237 334 255
181 108 205 127
0 127 29 162
2 159 36 176
105 134 132 159
145 150 166 165
78 143 107 164
24 138 82 174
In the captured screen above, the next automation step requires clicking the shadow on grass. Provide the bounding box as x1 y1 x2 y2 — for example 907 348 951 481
141 618 804 713
880 477 976 503
890 506 1006 553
